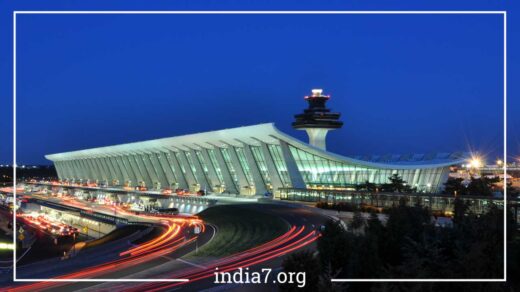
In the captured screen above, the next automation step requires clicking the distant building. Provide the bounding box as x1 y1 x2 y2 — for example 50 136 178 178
45 89 468 196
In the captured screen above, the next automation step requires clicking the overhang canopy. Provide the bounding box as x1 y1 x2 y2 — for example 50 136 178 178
45 123 468 170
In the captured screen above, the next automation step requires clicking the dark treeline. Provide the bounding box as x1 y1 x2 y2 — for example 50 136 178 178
281 199 518 292
357 174 507 197
0 165 57 185
355 174 417 193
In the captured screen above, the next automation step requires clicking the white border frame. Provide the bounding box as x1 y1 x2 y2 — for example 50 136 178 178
12 10 507 283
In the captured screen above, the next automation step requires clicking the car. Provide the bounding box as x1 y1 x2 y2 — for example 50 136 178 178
162 189 172 195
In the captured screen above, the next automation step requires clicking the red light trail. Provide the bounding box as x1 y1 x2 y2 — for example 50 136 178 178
8 194 317 292
7 206 203 292
123 225 319 292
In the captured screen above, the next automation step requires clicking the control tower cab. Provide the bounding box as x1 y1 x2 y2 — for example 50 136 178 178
292 89 343 150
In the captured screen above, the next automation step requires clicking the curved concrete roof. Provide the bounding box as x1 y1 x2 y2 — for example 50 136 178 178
45 123 469 170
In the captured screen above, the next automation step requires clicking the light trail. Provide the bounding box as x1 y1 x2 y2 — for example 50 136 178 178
124 225 319 292
10 193 317 292
157 234 320 292
17 213 79 238
8 198 203 292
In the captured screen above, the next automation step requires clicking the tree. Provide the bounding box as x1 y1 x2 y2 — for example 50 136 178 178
355 180 376 192
452 197 470 226
384 173 411 193
467 176 499 196
313 204 512 291
506 180 519 197
382 204 432 265
349 211 365 231
360 180 377 192
279 250 320 292
443 177 466 196
317 220 351 275
366 211 384 236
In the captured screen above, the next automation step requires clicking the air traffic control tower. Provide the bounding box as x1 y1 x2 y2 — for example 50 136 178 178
292 89 343 150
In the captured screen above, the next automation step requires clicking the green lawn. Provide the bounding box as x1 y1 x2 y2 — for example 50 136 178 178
189 204 289 258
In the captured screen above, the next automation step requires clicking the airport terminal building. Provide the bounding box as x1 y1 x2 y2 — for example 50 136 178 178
45 90 468 197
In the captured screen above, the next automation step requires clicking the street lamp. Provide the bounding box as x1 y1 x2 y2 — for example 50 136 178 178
469 157 483 168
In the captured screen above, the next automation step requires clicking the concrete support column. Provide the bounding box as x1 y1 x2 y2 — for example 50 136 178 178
156 152 178 188
93 157 109 183
133 154 154 188
120 155 138 187
125 155 145 187
188 149 212 192
415 169 425 190
200 148 221 191
107 157 121 184
70 160 82 180
85 159 102 182
226 147 250 195
108 156 125 186
213 148 238 194
54 161 65 180
436 167 450 193
113 156 130 186
279 141 306 189
175 150 198 191
63 160 74 180
166 151 189 189
61 161 73 180
67 160 77 180
102 157 118 185
79 159 93 181
68 160 81 181
78 159 94 182
69 160 83 181
100 157 117 184
91 158 105 182
260 142 284 191
148 153 169 190
140 153 161 189
243 145 267 195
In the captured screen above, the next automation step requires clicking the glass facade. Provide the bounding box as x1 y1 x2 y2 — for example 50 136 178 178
50 127 457 196
279 188 505 215
289 145 446 192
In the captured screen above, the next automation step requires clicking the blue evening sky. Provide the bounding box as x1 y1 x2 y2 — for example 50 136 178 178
0 1 517 165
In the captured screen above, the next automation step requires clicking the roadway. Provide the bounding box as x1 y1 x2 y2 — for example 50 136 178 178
6 193 329 292
171 205 327 292
65 204 328 291
5 192 212 292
